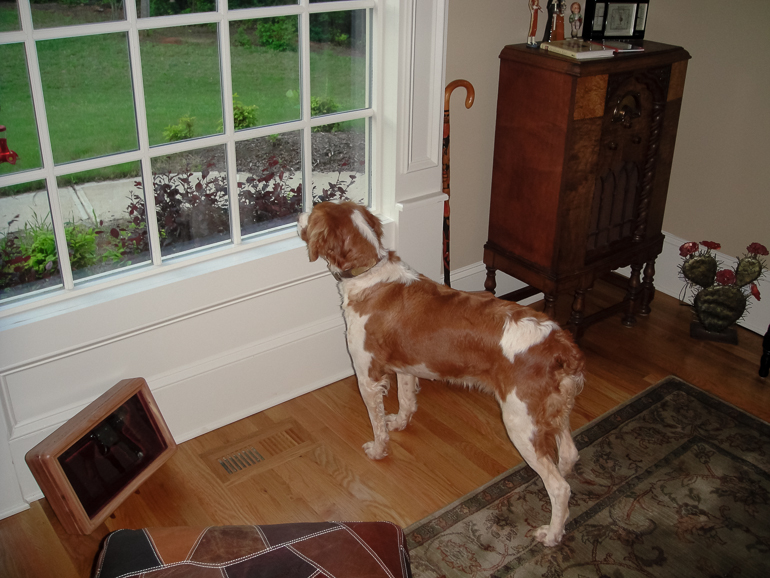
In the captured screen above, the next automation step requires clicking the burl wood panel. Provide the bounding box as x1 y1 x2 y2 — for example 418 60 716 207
488 63 573 269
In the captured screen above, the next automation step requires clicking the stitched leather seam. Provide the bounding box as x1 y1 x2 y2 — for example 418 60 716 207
287 544 334 578
339 522 395 578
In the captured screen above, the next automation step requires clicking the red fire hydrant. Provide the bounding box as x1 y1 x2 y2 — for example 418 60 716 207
0 125 19 164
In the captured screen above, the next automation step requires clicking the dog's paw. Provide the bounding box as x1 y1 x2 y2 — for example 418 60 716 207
385 413 409 431
534 525 563 547
363 441 389 460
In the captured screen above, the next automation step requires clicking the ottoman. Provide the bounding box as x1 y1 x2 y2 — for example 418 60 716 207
93 521 412 577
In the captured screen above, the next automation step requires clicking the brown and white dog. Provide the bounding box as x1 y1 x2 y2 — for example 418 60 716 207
298 201 585 546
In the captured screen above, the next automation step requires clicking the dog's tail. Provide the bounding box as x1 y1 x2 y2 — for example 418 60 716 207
532 331 585 463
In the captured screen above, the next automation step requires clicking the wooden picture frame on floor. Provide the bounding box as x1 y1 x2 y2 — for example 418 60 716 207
25 377 176 535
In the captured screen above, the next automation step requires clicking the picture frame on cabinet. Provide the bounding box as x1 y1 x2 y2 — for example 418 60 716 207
582 1 649 41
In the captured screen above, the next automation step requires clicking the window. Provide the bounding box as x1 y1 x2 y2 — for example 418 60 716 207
0 0 373 304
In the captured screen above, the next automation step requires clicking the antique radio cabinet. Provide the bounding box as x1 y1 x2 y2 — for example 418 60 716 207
484 42 689 337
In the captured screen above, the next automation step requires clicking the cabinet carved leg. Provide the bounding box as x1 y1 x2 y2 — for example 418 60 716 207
544 293 557 320
484 266 497 294
639 260 656 316
622 262 643 327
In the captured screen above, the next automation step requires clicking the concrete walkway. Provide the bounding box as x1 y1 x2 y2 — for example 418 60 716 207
1 172 365 234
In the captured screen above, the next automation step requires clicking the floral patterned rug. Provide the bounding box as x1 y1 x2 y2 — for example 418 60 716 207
406 376 770 578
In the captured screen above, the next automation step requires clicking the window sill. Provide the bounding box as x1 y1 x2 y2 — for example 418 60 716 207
0 226 305 329
0 213 397 332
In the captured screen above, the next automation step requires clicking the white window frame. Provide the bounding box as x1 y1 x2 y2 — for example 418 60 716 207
0 0 380 314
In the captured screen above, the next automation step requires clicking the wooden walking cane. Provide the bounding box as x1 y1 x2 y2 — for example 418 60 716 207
442 80 475 286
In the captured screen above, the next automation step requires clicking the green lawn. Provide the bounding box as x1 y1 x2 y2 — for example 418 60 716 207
1 16 366 191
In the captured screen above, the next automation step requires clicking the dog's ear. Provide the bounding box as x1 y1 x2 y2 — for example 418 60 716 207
358 205 384 244
305 211 345 265
305 216 323 262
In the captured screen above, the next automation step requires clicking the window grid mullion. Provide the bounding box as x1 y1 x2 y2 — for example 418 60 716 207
300 0 313 213
125 0 162 266
17 0 75 290
364 8 373 210
219 0 241 246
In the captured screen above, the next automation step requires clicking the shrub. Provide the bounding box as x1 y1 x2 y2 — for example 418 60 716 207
127 160 230 252
311 96 342 132
238 156 302 229
256 17 298 52
233 25 252 48
218 94 259 133
163 115 196 142
0 212 98 291
232 93 258 130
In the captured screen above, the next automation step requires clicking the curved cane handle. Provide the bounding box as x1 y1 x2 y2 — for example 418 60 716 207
444 80 475 111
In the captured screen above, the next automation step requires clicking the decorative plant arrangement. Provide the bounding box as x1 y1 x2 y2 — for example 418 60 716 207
679 240 768 336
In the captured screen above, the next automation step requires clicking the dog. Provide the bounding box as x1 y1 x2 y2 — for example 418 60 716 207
298 201 585 546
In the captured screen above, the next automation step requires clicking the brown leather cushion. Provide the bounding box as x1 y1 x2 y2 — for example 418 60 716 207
93 522 412 577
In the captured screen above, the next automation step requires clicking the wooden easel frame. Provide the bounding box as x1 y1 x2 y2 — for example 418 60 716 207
25 378 176 534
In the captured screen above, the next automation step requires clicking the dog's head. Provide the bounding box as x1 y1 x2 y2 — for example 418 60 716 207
298 201 386 279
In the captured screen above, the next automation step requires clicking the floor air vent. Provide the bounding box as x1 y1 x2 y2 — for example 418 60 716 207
200 418 318 486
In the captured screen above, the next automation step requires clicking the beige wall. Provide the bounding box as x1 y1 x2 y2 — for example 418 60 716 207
445 0 769 267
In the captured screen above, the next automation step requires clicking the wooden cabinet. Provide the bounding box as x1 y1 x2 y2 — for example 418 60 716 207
484 41 689 338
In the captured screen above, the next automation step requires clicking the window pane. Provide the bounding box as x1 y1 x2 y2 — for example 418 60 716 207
236 131 301 237
0 0 20 32
55 162 151 282
141 25 223 146
230 17 300 129
31 0 126 29
139 0 215 18
312 118 367 206
150 146 230 258
38 34 138 165
0 43 43 175
1 180 63 300
310 10 367 115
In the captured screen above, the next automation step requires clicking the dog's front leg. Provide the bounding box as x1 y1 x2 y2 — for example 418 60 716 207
357 375 391 460
385 373 419 431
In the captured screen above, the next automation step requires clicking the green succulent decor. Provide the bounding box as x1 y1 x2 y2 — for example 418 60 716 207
679 241 768 334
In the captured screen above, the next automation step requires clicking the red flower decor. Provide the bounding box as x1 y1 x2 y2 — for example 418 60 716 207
747 242 769 256
751 283 762 301
701 241 721 251
716 270 736 285
679 242 699 258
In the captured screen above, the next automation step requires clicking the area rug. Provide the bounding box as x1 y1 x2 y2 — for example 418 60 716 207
406 376 770 578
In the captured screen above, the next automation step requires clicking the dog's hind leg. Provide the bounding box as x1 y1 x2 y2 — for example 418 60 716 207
357 375 391 460
556 428 579 476
386 373 419 431
500 391 571 547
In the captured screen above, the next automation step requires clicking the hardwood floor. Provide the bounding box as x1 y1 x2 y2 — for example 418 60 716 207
1 281 767 577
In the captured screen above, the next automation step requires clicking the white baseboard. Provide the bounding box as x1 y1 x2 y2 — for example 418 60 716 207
0 502 30 520
451 232 769 336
